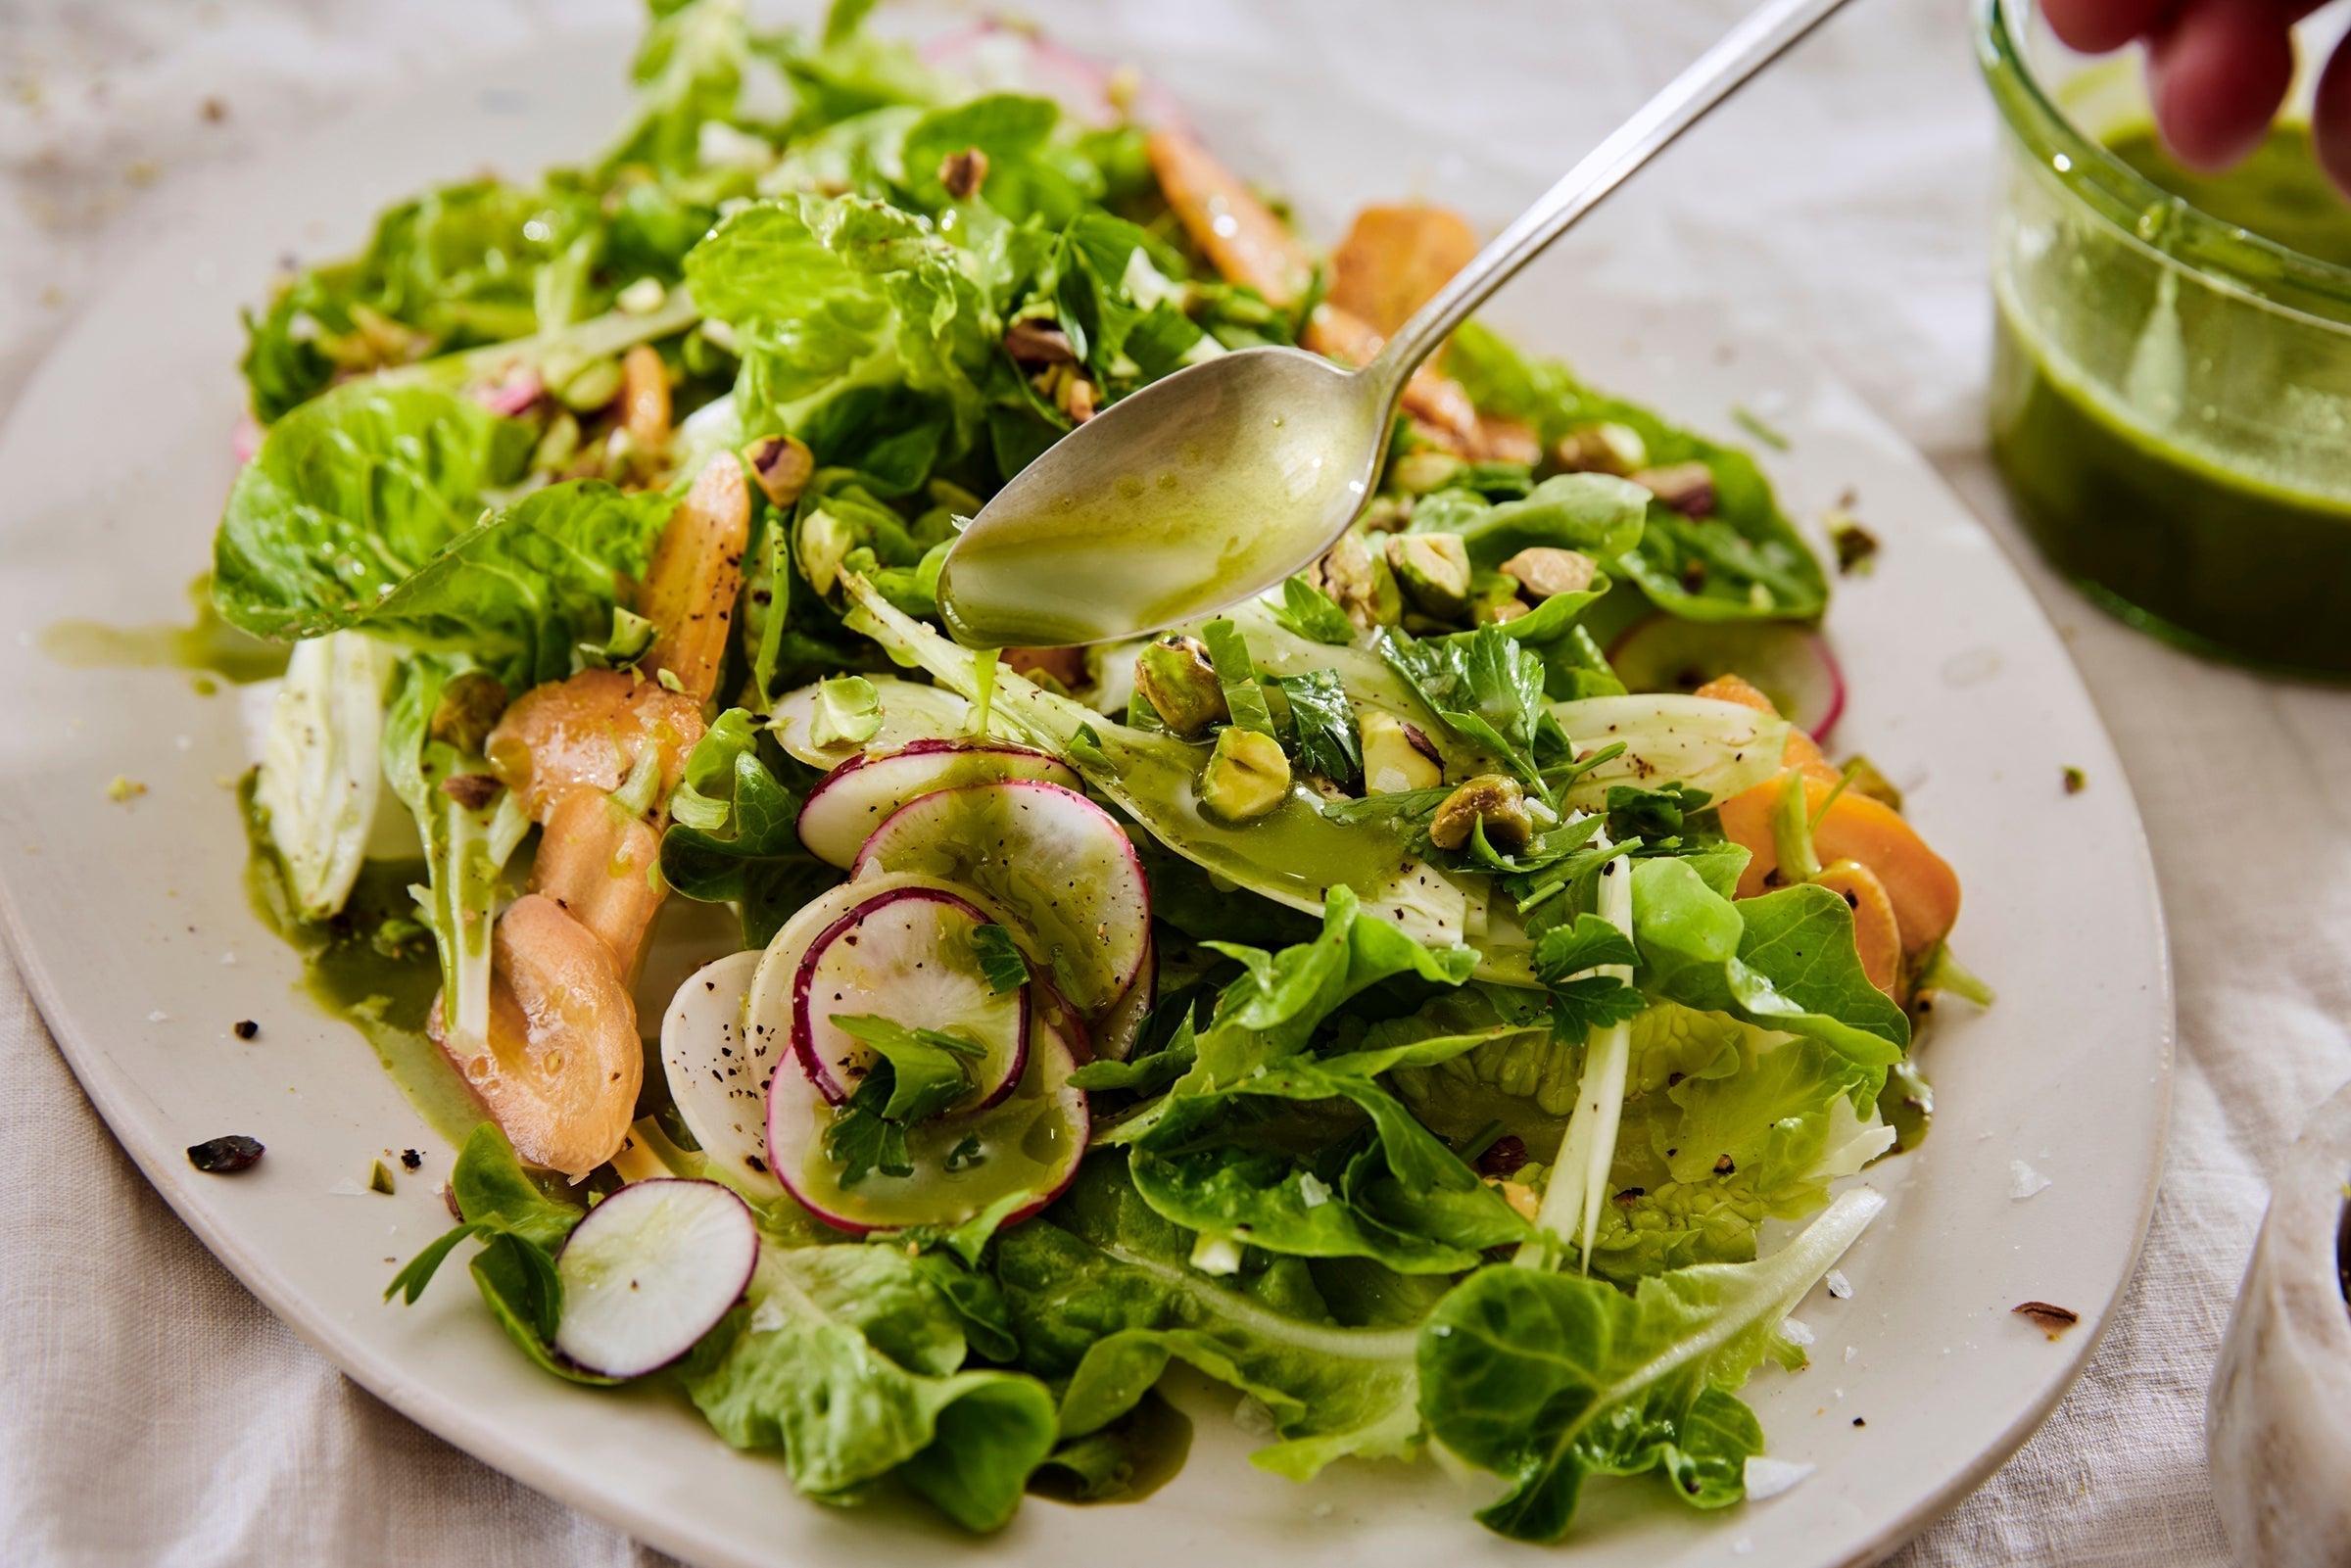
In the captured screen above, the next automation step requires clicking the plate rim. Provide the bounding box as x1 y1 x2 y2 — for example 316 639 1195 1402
0 24 2178 1567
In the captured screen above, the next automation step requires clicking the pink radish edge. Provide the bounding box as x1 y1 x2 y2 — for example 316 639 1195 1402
850 778 1152 1010
762 992 1090 1237
789 884 1031 1111
794 738 1080 870
917 20 1192 132
549 1177 758 1379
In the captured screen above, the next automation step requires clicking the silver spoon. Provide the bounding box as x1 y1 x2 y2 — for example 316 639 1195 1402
936 0 1861 649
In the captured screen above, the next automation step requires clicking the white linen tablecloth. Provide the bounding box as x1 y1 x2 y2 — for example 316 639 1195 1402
5 0 2342 1561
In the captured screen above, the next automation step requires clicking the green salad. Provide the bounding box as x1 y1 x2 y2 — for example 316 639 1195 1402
220 0 1983 1544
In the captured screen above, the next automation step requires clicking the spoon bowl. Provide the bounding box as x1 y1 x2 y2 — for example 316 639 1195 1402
935 0 1862 649
936 347 1384 648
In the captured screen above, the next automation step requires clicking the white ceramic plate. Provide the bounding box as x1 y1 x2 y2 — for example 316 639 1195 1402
0 24 2171 1568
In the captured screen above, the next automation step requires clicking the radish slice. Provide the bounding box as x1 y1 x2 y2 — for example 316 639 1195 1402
796 741 1081 870
1089 936 1156 1063
766 991 1089 1235
852 781 1149 1015
769 676 973 770
919 22 1190 131
551 1178 758 1379
1607 615 1847 743
791 886 1029 1110
660 951 786 1199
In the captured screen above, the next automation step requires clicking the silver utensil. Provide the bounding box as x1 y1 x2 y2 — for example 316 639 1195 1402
936 0 1862 648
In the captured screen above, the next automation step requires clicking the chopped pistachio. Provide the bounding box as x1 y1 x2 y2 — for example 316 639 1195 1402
1199 728 1290 822
555 356 623 412
1133 634 1228 736
796 507 856 595
1554 421 1647 476
808 675 883 748
1310 530 1404 630
1362 711 1442 793
429 671 509 755
939 146 989 201
1499 546 1599 600
1003 318 1078 366
1632 461 1717 517
1429 774 1534 854
1386 533 1471 619
1389 450 1463 495
367 1159 395 1195
532 409 581 472
745 433 814 509
1476 597 1530 626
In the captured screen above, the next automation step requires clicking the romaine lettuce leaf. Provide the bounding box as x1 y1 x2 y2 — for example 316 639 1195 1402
1448 322 1828 623
994 1156 1425 1480
1630 858 1909 1067
214 383 534 637
1418 1187 1883 1542
681 1242 1058 1531
658 708 840 947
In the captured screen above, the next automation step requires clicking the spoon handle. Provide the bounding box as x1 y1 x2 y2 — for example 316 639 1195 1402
1367 0 1863 395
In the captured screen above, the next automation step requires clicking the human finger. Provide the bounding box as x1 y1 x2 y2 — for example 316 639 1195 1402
2146 0 2296 169
2042 0 2176 54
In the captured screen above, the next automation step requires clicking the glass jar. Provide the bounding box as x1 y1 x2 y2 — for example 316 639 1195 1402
1977 0 2351 677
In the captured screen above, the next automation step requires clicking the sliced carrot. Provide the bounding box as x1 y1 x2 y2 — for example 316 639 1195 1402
1328 204 1479 337
1814 859 1901 997
1699 673 1960 954
1145 129 1314 307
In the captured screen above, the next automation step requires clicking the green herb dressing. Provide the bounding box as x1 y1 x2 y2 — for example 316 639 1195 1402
936 414 1363 648
1027 1391 1195 1504
241 779 483 1143
42 577 289 686
1991 123 2351 675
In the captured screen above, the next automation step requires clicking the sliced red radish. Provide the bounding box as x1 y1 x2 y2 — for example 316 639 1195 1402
1607 615 1847 743
796 740 1081 870
551 1178 758 1379
1088 936 1156 1063
660 950 785 1200
769 675 972 770
919 22 1191 131
791 886 1029 1111
765 991 1089 1235
852 780 1149 1015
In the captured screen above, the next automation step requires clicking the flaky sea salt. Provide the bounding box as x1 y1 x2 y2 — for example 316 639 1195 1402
1780 1315 1816 1347
1825 1268 1853 1300
1743 1456 1816 1500
2009 1160 2052 1200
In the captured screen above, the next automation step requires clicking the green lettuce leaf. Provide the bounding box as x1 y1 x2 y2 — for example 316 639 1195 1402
1417 1188 1883 1542
384 1123 610 1386
687 194 1001 461
1630 858 1909 1067
994 1156 1425 1480
1448 322 1827 623
214 383 533 637
681 1242 1057 1531
1587 1004 1895 1282
659 709 840 947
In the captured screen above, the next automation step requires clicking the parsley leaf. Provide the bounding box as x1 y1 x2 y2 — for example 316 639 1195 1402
1379 625 1549 784
1532 913 1641 979
1606 781 1712 842
1200 618 1278 737
970 925 1030 995
822 1014 984 1186
1274 669 1361 786
1531 913 1646 1041
1271 576 1355 645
